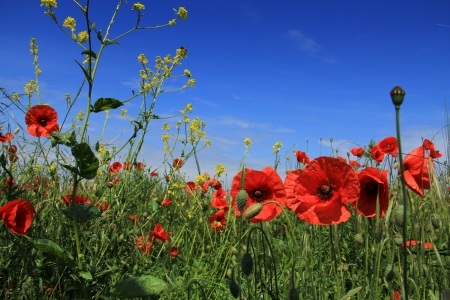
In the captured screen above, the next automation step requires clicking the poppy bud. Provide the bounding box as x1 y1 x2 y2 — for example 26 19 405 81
289 288 300 300
384 264 395 281
354 234 363 245
392 205 404 228
390 86 406 107
393 236 404 247
241 252 253 276
236 190 248 213
242 203 263 220
229 280 240 298
431 214 441 229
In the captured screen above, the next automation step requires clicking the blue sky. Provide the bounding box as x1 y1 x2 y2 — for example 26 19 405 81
1 1 449 182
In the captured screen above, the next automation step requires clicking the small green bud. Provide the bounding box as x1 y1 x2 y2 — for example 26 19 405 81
242 203 263 220
390 86 406 106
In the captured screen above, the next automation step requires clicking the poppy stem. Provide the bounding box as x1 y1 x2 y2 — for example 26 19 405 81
391 86 408 300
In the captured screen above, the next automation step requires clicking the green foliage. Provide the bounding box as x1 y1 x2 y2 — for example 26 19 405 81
110 275 167 298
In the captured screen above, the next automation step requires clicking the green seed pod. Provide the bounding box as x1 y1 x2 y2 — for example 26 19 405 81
354 233 363 245
289 288 300 300
231 247 238 255
242 203 263 220
241 252 253 276
392 205 404 227
384 264 395 281
431 214 441 229
226 268 233 279
229 280 240 298
236 190 249 212
394 236 404 247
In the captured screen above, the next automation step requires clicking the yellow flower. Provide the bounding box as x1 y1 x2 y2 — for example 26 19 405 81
63 16 76 32
77 31 89 43
205 140 211 147
168 19 176 26
65 93 72 104
188 79 196 88
137 54 148 65
214 164 226 177
131 2 145 11
164 54 172 64
76 110 84 121
40 0 57 9
162 122 170 130
83 54 95 65
244 138 252 149
24 80 37 95
272 141 283 154
195 175 205 186
11 93 20 101
36 69 42 76
29 38 38 55
177 7 188 21
121 109 127 116
182 115 190 124
184 69 191 77
162 133 171 142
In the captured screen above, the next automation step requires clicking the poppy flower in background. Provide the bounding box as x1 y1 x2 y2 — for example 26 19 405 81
350 147 365 158
162 197 172 207
136 162 144 171
109 162 122 174
370 145 384 163
0 199 35 235
377 136 398 157
231 167 286 223
209 209 227 231
150 171 158 177
185 181 198 193
128 215 140 224
295 151 310 164
150 223 171 243
423 139 443 158
208 178 222 190
136 235 153 255
0 132 13 143
285 156 360 225
61 195 91 205
402 145 433 197
170 246 179 257
389 291 401 300
122 162 132 170
211 195 229 210
349 160 361 169
173 158 183 169
25 105 60 137
352 168 389 218
402 240 433 249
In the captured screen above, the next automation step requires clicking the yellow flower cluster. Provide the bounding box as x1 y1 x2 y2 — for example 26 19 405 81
162 122 170 131
272 141 283 154
83 54 95 65
244 138 252 149
24 80 37 95
214 164 227 177
188 117 206 143
177 7 188 21
76 110 84 121
179 103 193 114
11 93 20 101
205 140 211 147
63 16 76 32
137 54 148 65
77 31 89 43
121 109 127 117
131 2 145 11
187 79 196 88
30 38 38 55
162 133 171 152
40 0 57 9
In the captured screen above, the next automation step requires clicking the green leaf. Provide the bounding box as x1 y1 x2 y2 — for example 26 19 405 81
105 39 120 46
151 199 159 211
61 163 80 175
91 98 124 113
339 286 362 300
79 270 93 280
81 49 97 59
51 131 77 147
72 143 99 179
61 204 102 222
26 237 76 268
110 276 167 298
97 29 103 42
74 59 92 84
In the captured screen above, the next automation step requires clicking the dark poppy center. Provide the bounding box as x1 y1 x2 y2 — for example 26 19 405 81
366 183 378 195
39 119 47 127
251 189 265 202
317 182 333 200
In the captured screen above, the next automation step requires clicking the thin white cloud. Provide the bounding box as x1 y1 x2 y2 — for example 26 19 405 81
232 94 241 100
218 116 271 129
286 30 338 64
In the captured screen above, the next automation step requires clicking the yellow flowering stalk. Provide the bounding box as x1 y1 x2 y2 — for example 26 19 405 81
244 138 252 149
138 54 148 65
162 122 170 130
121 109 127 117
131 2 145 11
177 7 188 21
77 31 89 43
75 110 84 121
272 141 283 155
40 0 57 9
63 16 76 39
205 140 211 147
214 164 227 177
184 69 191 77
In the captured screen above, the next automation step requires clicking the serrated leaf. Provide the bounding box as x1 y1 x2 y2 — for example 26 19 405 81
61 204 101 222
51 131 77 147
74 59 92 84
26 237 75 268
81 49 97 59
110 275 167 298
79 270 93 280
91 98 124 113
72 143 99 179
339 286 362 300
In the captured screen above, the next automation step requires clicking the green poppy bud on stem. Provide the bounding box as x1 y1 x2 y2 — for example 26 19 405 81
390 86 406 107
242 203 263 220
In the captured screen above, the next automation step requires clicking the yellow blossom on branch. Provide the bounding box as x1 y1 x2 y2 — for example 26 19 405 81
205 140 211 147
77 31 89 43
121 109 127 116
187 79 196 88
177 7 188 21
63 16 76 32
131 2 145 11
75 110 84 121
272 141 283 154
24 80 37 95
162 123 170 130
138 54 148 65
244 138 252 149
214 164 227 177
184 69 191 77
40 0 57 9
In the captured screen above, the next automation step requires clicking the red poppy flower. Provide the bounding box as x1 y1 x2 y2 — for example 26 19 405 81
423 139 443 158
136 235 154 255
352 168 389 218
284 169 303 212
295 151 310 164
389 291 401 300
0 199 35 235
402 240 433 249
61 195 91 205
122 162 132 170
185 181 197 193
208 178 222 190
349 160 361 169
209 209 227 231
173 158 183 169
129 215 139 224
285 156 360 225
136 162 144 171
150 223 171 243
0 132 13 143
370 146 384 163
350 147 365 158
401 145 432 197
109 162 122 174
170 246 179 257
231 167 286 222
25 105 60 137
150 171 158 177
211 195 229 210
162 197 172 207
165 175 171 181
377 136 398 157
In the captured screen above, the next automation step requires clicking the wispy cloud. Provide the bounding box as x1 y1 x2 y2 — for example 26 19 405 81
285 30 338 64
218 116 271 129
437 24 450 28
